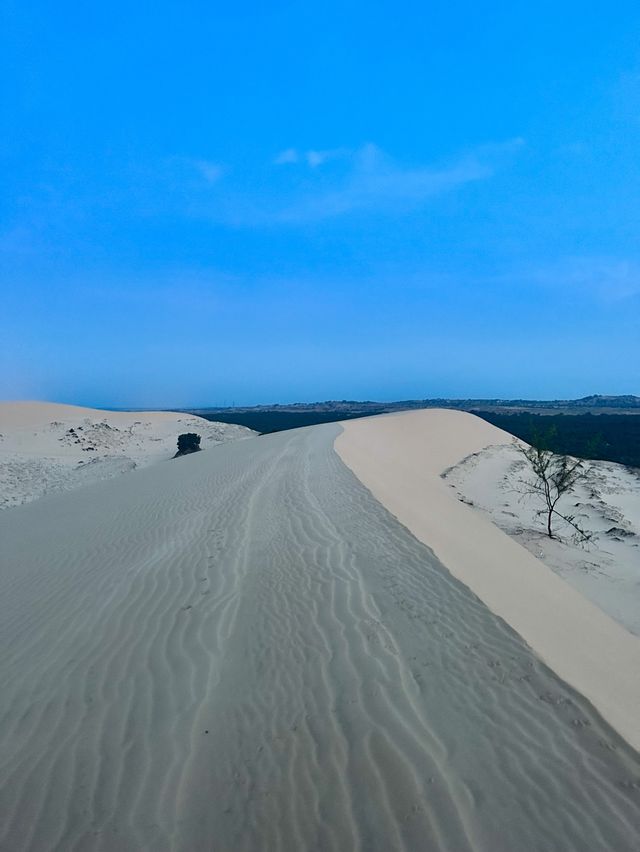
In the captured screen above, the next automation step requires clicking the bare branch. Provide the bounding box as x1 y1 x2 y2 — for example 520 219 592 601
516 431 592 541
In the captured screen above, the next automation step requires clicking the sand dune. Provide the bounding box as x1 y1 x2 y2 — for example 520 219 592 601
1 415 640 850
336 409 640 752
443 441 640 635
0 401 255 509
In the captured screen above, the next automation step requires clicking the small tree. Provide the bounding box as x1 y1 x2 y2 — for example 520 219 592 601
518 429 592 542
175 433 202 457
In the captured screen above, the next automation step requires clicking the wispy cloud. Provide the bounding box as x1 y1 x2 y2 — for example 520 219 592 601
305 148 347 167
525 256 640 301
160 139 524 227
190 159 224 183
274 147 351 168
274 148 299 165
163 156 225 185
270 139 523 223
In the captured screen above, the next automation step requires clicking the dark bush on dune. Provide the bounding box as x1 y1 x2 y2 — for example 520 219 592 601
174 433 202 457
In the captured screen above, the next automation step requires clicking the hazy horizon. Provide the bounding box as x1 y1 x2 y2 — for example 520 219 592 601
4 391 639 413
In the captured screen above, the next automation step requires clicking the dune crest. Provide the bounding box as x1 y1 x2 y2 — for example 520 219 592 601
336 408 640 752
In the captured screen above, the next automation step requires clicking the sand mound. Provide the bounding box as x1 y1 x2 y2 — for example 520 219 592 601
1 417 639 850
0 401 255 509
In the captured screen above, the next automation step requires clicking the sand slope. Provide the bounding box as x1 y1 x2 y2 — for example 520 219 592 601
336 409 640 753
0 401 255 509
443 442 640 635
1 420 640 851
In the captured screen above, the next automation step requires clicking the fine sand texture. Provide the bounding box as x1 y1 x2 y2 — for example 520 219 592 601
0 401 255 510
336 409 640 754
1 421 640 851
443 442 640 635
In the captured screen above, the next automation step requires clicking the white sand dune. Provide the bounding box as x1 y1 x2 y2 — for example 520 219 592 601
1 414 640 851
442 441 640 635
336 409 640 753
0 401 255 509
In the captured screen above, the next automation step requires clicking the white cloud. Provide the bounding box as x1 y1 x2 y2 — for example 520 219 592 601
306 150 327 167
305 148 347 167
177 139 523 227
272 140 522 223
165 156 225 185
275 147 348 167
274 148 299 165
192 159 224 183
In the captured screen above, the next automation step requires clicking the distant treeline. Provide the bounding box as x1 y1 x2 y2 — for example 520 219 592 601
196 409 385 434
473 412 640 468
191 406 640 467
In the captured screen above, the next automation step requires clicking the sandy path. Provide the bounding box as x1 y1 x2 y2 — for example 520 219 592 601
1 424 640 851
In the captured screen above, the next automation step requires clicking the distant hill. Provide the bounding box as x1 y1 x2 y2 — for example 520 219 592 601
570 395 640 408
178 395 640 440
186 394 640 415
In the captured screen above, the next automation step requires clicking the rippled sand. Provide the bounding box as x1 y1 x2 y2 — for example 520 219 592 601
1 422 639 851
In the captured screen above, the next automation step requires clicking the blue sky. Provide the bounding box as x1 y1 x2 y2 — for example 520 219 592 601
2 0 639 406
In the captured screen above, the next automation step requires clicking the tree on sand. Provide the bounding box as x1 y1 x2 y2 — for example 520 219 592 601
517 428 592 542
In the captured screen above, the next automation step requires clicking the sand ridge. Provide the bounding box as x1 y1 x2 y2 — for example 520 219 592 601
1 421 640 850
335 408 640 752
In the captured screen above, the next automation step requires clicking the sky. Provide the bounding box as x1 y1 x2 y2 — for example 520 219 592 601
2 0 640 407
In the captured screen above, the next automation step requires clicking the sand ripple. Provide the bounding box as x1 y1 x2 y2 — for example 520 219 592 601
1 425 639 850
